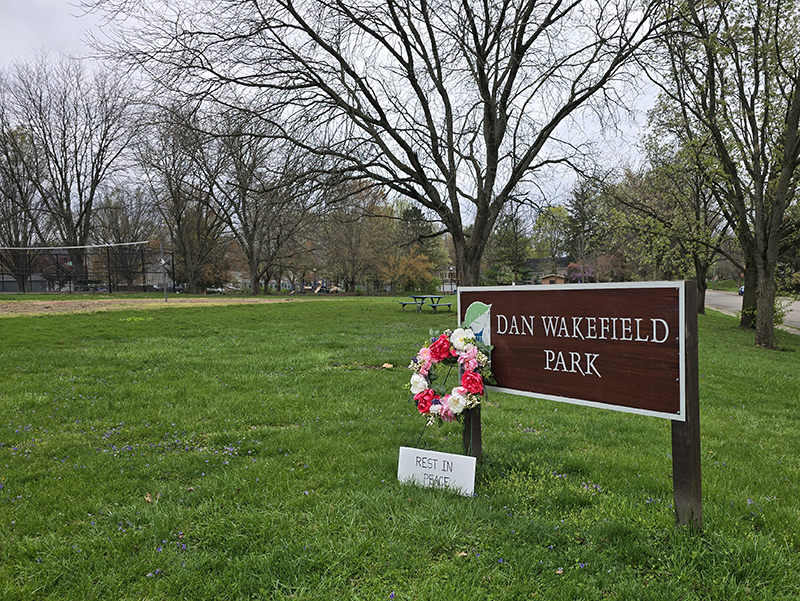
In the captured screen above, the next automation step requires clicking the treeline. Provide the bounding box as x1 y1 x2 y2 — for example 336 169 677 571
2 0 800 348
0 59 450 294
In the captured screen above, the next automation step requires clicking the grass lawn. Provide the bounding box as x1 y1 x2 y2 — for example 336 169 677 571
1 296 798 599
708 280 741 292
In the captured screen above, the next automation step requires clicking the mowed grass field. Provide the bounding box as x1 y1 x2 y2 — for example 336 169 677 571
1 295 799 600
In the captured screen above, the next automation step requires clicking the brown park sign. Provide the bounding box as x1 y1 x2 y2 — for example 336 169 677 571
458 281 687 421
456 281 701 528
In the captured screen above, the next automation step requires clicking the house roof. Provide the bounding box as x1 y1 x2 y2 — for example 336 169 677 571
525 257 570 273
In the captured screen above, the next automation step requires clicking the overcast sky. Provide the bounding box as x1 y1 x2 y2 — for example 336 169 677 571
0 0 101 66
0 0 649 174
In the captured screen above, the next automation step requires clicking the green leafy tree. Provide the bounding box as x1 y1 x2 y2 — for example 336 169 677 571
531 206 570 275
564 178 617 282
606 141 729 312
652 0 800 347
485 209 532 285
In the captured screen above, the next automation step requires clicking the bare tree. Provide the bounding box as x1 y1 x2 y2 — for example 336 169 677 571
214 111 326 295
94 185 160 290
0 103 47 291
85 0 667 285
321 183 390 292
138 104 230 294
2 54 138 280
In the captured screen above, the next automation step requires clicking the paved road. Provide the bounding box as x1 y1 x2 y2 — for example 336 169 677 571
705 289 800 333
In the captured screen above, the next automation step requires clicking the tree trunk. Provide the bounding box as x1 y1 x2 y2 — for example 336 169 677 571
754 227 781 348
739 256 758 330
454 235 484 287
249 261 261 295
460 259 481 287
739 271 757 329
185 262 200 294
694 257 708 315
696 280 707 315
754 271 777 348
68 250 86 287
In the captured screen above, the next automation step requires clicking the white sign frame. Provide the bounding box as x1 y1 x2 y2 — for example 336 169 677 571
458 281 687 421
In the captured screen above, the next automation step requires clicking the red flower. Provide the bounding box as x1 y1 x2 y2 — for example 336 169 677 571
461 370 484 395
428 334 455 362
414 388 437 413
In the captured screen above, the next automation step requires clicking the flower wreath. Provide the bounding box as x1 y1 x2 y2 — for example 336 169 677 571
408 325 493 425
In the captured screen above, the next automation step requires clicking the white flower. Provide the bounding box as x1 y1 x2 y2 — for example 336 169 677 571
450 328 475 351
447 387 469 414
410 373 428 394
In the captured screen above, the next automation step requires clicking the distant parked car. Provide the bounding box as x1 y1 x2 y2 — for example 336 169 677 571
738 285 744 296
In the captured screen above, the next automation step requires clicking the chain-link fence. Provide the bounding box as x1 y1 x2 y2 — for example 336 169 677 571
0 245 175 294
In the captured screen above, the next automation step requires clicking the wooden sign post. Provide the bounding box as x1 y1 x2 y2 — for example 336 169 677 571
672 283 702 528
462 406 482 461
458 281 701 528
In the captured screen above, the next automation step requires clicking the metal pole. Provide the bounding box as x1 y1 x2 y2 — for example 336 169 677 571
141 247 147 292
106 245 113 293
159 241 168 302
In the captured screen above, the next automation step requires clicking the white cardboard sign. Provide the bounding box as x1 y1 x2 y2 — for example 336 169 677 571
397 446 476 496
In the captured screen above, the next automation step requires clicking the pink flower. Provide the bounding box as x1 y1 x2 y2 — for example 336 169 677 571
416 347 433 376
439 396 457 422
457 344 479 372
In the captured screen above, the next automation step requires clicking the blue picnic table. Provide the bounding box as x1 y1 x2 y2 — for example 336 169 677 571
399 295 453 313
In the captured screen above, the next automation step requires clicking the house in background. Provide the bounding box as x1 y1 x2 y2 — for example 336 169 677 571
540 273 566 285
525 257 570 285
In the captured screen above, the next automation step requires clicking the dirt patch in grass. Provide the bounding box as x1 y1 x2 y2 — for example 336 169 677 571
0 296 307 316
